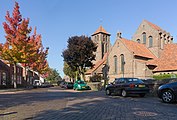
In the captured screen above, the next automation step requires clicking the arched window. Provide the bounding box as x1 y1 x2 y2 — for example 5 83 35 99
142 32 146 44
149 36 153 47
137 39 140 43
114 55 117 74
120 54 125 73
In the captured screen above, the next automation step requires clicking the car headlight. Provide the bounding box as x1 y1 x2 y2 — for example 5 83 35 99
78 85 81 88
158 85 163 90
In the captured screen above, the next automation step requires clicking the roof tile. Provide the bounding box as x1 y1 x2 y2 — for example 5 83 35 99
92 26 110 35
121 38 156 59
149 44 177 72
144 20 162 31
86 53 108 74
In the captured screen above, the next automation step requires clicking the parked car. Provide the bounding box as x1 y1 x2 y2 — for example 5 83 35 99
157 82 177 103
73 80 91 90
41 82 54 88
60 81 74 89
57 80 64 86
33 80 42 88
105 78 149 97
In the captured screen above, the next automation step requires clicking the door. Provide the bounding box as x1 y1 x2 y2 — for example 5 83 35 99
115 78 125 94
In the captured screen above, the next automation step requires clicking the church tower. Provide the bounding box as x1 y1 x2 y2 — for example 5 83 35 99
91 26 111 62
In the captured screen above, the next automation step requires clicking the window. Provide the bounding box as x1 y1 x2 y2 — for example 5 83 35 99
120 54 125 73
114 55 117 74
2 72 6 85
164 38 167 44
142 32 146 44
117 42 119 47
119 78 125 83
137 39 140 43
115 79 119 84
102 42 104 58
149 36 153 47
105 43 107 52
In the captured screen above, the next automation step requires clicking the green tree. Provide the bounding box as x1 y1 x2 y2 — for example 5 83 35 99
62 35 97 80
63 62 77 80
45 68 62 83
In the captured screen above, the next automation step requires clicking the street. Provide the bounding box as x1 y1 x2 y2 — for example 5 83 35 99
0 87 177 120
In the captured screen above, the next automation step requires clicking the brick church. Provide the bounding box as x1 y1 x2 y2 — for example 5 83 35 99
85 20 177 82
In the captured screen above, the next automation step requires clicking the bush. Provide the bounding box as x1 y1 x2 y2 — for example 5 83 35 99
90 74 103 82
153 74 177 80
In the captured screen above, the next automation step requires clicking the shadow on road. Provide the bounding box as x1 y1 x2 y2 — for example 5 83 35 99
1 87 177 120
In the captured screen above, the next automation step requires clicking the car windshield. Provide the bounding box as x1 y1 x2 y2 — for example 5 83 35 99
34 81 39 84
77 81 85 84
126 78 143 83
67 82 73 85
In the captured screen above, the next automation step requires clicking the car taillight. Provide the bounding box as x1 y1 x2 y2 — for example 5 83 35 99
129 84 135 88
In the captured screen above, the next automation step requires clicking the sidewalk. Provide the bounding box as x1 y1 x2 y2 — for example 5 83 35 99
0 87 33 94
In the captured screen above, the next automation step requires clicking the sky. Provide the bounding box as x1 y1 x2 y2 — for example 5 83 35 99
1 0 177 77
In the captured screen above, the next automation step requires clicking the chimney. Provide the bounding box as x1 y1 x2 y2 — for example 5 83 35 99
117 32 122 39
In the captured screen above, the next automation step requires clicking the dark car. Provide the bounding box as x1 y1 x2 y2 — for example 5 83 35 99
157 82 177 103
105 78 149 97
41 82 54 88
60 82 74 89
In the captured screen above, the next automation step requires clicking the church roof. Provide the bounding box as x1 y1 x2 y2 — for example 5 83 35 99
144 20 162 31
120 38 156 59
85 53 108 74
147 44 177 72
92 26 110 36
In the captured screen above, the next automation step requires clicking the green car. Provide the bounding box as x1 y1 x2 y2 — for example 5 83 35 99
73 80 91 90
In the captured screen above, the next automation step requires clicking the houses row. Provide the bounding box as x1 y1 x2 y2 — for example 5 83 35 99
0 59 41 88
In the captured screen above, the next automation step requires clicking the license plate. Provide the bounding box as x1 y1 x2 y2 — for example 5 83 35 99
139 85 145 88
82 86 85 88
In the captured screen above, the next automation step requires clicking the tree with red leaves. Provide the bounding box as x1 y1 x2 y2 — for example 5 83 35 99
0 2 49 88
30 46 49 76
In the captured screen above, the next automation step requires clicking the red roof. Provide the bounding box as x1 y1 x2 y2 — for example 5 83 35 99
120 38 156 59
92 26 110 36
148 44 177 72
144 20 162 31
86 53 108 74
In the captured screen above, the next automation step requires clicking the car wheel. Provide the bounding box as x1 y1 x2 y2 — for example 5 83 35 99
161 90 174 103
139 93 145 97
106 89 111 95
121 90 127 97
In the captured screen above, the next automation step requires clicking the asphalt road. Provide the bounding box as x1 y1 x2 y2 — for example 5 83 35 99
0 86 177 120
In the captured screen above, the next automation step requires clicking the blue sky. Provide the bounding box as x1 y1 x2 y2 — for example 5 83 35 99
1 0 177 77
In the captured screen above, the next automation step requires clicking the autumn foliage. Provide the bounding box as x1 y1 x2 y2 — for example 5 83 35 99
0 2 49 88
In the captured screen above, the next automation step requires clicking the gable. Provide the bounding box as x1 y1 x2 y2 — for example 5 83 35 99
132 20 160 42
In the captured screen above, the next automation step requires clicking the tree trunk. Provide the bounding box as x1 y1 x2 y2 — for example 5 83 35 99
75 71 78 80
13 63 17 88
24 63 28 86
78 66 85 81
